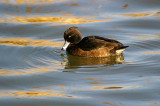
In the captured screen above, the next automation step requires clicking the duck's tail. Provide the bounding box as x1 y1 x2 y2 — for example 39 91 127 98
120 46 129 49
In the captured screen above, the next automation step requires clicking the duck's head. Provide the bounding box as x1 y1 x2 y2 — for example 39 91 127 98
62 27 82 50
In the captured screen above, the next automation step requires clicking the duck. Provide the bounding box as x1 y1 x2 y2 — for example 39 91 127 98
61 27 128 57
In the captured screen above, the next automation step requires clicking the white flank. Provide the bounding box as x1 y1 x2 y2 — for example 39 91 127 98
116 49 125 54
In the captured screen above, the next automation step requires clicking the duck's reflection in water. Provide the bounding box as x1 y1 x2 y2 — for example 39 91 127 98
63 54 125 69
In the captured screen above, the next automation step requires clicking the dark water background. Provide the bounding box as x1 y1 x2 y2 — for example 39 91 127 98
0 0 160 106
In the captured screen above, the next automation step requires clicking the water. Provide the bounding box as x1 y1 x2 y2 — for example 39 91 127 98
0 0 160 106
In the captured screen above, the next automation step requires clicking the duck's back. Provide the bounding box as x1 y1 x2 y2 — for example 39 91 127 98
77 36 124 50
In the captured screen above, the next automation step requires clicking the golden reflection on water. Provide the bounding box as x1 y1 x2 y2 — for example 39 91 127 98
0 84 78 98
0 16 109 25
0 61 65 76
11 90 72 98
144 100 158 106
129 36 155 40
119 10 160 18
152 33 160 39
0 37 63 47
0 69 26 76
128 33 160 40
121 13 152 17
89 81 103 84
91 85 139 90
0 87 75 98
0 56 65 76
0 0 111 25
143 51 160 55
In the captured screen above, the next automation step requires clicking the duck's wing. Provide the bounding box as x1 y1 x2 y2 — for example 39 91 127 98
77 36 127 51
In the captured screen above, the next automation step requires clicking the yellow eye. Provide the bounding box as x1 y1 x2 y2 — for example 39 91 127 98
68 35 71 38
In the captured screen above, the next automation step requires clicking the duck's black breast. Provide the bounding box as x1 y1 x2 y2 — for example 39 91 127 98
77 36 124 51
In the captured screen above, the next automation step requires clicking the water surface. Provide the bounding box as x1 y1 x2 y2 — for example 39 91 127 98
0 0 160 106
